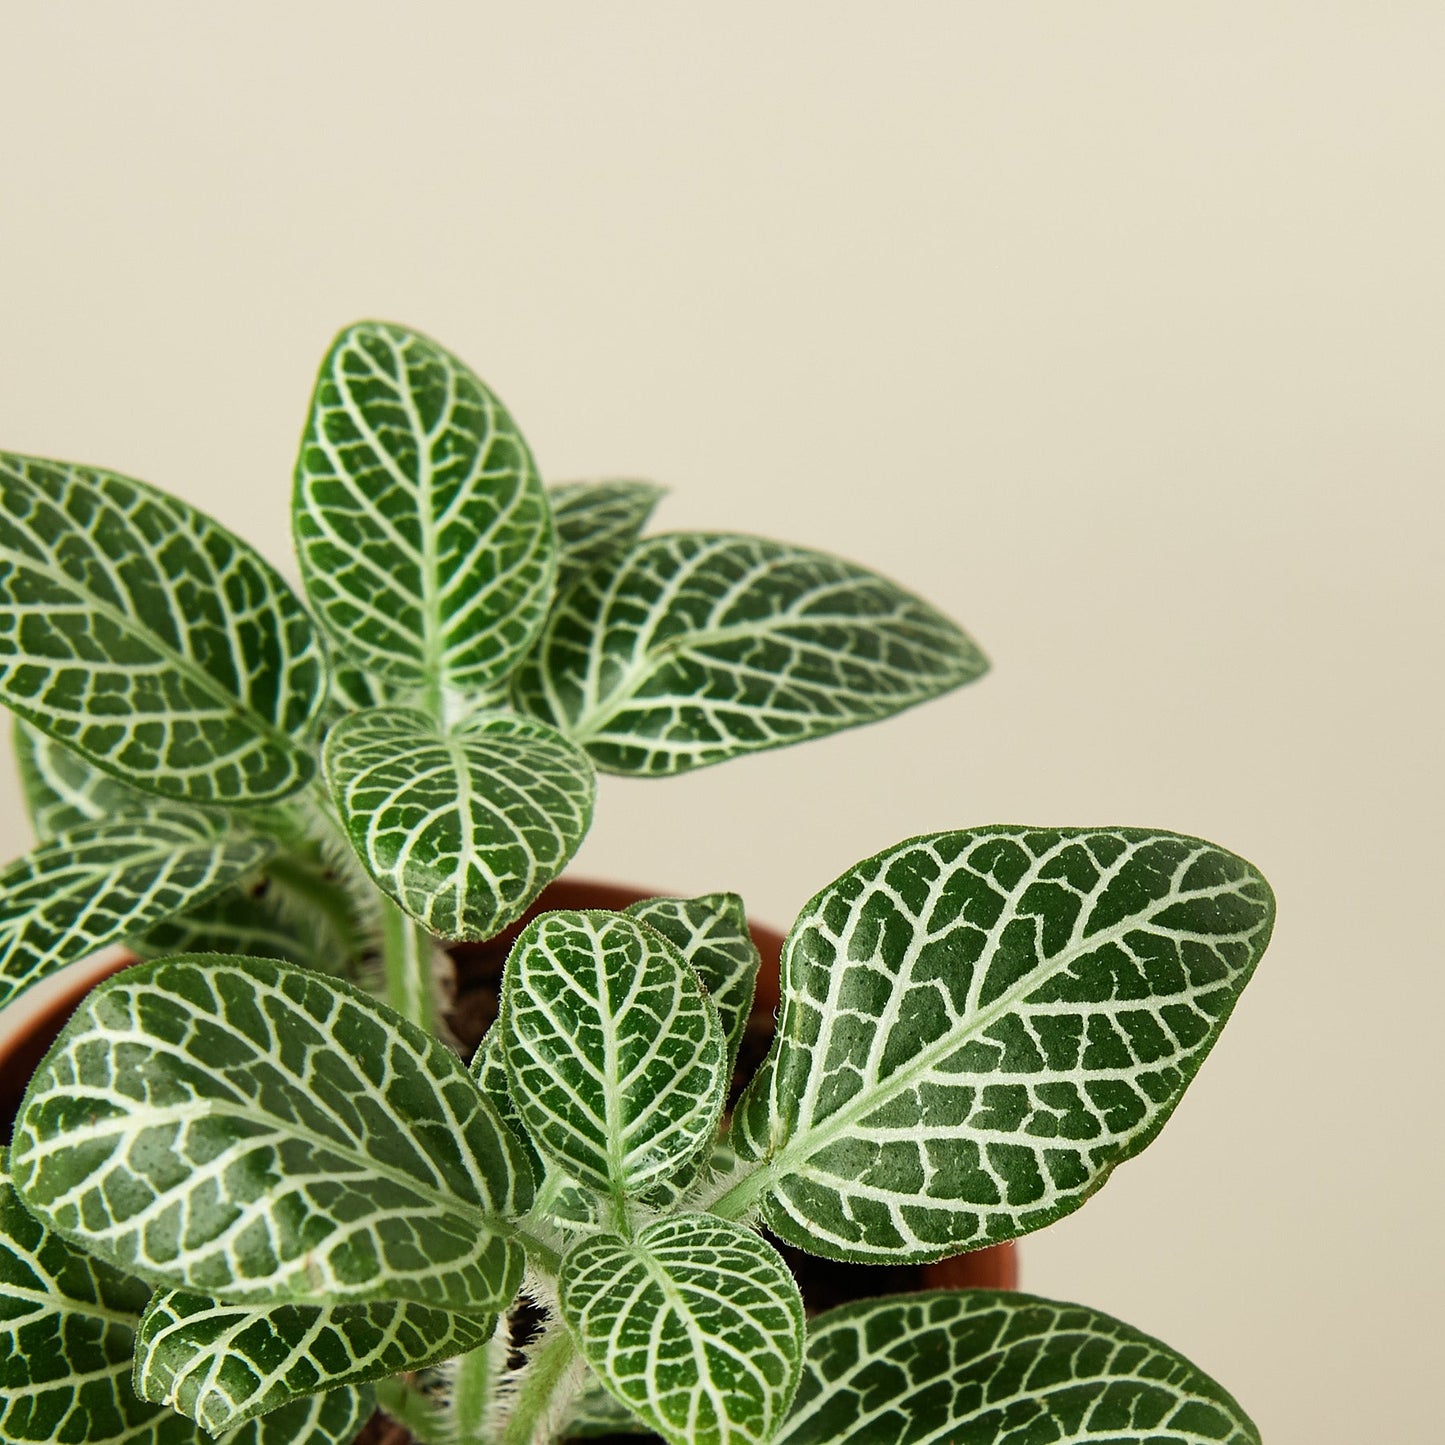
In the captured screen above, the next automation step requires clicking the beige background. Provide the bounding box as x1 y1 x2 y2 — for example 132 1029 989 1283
2 5 1441 1440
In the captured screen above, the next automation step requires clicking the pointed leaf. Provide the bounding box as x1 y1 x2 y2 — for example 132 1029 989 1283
323 706 595 941
511 533 987 775
0 816 274 1009
728 828 1274 1261
13 720 154 839
777 1290 1259 1445
559 1214 803 1445
12 955 533 1311
293 321 555 699
133 1288 494 1432
501 911 726 1199
548 480 665 593
624 893 760 1071
0 453 323 803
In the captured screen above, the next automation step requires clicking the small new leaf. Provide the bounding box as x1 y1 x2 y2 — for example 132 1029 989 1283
133 1289 494 1432
293 321 555 701
777 1290 1260 1445
0 453 323 803
512 532 987 775
323 707 595 941
730 827 1274 1260
624 892 760 1072
548 479 666 593
0 815 273 1009
501 911 726 1200
12 955 533 1311
560 1215 804 1445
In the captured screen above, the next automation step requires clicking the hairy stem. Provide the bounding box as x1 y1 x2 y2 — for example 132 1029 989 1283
499 1326 581 1445
380 894 439 1033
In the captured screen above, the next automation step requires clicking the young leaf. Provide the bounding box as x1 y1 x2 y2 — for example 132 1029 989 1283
624 892 760 1071
501 911 727 1201
323 707 595 941
293 321 555 703
0 453 323 803
548 479 666 593
12 719 154 839
133 1288 495 1432
0 815 274 1009
11 955 534 1312
728 828 1275 1261
511 533 988 775
559 1214 804 1445
776 1290 1260 1445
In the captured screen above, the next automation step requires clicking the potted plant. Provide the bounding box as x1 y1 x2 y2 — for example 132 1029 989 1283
0 322 1273 1445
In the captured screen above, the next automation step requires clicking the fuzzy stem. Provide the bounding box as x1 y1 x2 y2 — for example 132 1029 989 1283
380 895 438 1033
498 1327 580 1445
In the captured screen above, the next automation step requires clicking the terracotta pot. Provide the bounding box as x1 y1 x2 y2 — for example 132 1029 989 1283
0 878 1019 1311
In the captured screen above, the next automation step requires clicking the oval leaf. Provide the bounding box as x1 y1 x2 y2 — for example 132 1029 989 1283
559 1214 804 1445
501 911 726 1200
323 706 596 941
12 955 533 1311
777 1290 1259 1445
548 479 665 593
0 815 274 1009
512 532 988 775
134 1288 494 1432
293 321 555 698
0 453 323 803
729 828 1274 1261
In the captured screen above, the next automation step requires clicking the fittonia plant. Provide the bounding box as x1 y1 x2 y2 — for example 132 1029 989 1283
0 322 1273 1445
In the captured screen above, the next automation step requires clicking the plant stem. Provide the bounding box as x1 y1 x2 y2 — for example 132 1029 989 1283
499 1326 580 1445
380 894 438 1033
262 852 363 957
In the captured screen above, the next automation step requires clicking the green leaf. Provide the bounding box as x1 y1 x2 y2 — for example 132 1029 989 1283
293 321 555 703
0 1157 189 1445
0 816 274 1009
548 480 665 593
237 1389 374 1445
511 533 987 776
133 1288 494 1432
323 707 595 941
0 452 323 803
776 1290 1260 1445
559 1214 804 1445
623 893 760 1072
12 955 533 1312
12 719 153 839
501 911 727 1201
563 1380 656 1439
727 828 1274 1261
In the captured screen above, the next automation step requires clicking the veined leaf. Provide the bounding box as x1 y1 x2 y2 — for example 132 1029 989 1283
559 1214 804 1445
777 1290 1260 1445
13 719 153 839
624 893 760 1072
0 452 323 803
549 480 665 593
133 1288 494 1432
234 1390 374 1445
501 911 727 1201
0 816 274 1009
727 828 1274 1261
0 1157 189 1445
293 321 555 701
323 707 595 941
12 955 534 1311
511 533 987 776
562 1380 655 1439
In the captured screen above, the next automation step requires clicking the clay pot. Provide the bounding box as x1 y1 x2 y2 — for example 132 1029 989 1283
0 879 1019 1311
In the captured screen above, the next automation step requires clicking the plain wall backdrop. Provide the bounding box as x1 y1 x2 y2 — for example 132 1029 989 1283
1 5 1441 1440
